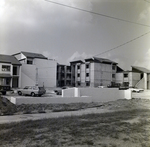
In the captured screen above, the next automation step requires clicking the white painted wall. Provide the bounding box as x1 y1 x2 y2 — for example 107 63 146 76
10 88 131 105
115 73 123 84
148 74 150 89
21 64 36 88
80 64 85 84
62 87 131 102
130 72 141 87
34 59 57 87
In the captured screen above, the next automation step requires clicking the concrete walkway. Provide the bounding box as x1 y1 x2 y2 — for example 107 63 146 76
0 108 113 124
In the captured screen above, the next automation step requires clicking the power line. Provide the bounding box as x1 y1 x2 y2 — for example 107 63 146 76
94 30 150 57
45 0 150 28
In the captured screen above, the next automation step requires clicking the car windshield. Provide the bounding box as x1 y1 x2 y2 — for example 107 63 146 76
24 86 29 89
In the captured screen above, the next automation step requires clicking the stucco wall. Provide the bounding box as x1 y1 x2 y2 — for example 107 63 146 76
63 87 131 102
94 63 114 87
116 73 123 84
80 64 85 84
79 88 127 102
10 88 131 105
34 59 57 87
116 72 141 87
130 72 141 87
148 74 150 89
21 64 36 88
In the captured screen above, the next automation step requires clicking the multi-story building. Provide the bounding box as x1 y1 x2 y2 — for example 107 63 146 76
57 64 71 87
0 54 21 88
116 66 150 89
70 57 117 87
13 51 57 88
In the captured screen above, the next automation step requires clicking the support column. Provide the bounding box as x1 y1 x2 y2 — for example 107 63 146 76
144 73 147 89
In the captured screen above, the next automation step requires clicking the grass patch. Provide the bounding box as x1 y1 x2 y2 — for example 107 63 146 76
0 109 150 146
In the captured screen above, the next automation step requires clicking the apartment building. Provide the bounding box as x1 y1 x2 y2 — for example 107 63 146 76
116 66 150 89
13 51 57 88
57 64 71 87
70 57 117 87
0 54 21 88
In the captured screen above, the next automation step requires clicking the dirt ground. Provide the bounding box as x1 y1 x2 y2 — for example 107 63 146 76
1 95 150 115
1 96 150 146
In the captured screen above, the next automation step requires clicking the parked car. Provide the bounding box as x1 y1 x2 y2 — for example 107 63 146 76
97 86 106 88
54 86 73 95
0 85 12 95
17 86 46 97
129 88 144 93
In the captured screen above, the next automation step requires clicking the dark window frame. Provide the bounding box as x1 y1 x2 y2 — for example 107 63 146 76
124 73 128 78
2 65 11 71
112 74 115 78
86 73 89 77
112 65 116 70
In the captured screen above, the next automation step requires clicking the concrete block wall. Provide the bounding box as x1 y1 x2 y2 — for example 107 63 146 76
63 87 131 102
10 88 131 105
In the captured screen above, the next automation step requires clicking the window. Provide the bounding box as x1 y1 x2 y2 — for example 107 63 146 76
124 73 128 78
86 64 89 69
112 74 115 78
2 65 11 71
13 66 18 75
78 82 81 86
27 60 33 64
86 82 90 86
77 65 80 70
86 73 89 77
112 65 116 70
6 78 10 85
77 73 80 77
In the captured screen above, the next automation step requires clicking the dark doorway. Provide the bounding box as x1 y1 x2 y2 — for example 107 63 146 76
12 77 18 88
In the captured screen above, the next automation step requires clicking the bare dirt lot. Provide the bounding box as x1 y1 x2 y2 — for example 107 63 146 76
1 96 150 147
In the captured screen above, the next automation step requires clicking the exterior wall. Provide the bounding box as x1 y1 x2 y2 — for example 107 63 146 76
115 71 150 89
62 87 131 102
10 88 131 105
90 62 95 87
71 63 76 86
0 63 12 75
80 64 86 86
21 64 36 88
0 63 12 87
115 73 123 84
57 65 71 87
130 72 141 87
148 74 150 89
14 53 57 88
71 60 117 87
94 63 115 87
34 59 57 87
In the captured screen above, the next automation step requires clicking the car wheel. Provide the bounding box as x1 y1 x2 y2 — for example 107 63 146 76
31 92 35 97
18 91 22 95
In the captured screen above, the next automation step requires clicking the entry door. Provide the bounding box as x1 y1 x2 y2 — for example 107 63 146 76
12 77 18 88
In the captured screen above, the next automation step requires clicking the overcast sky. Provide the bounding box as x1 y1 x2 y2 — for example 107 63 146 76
0 0 150 70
